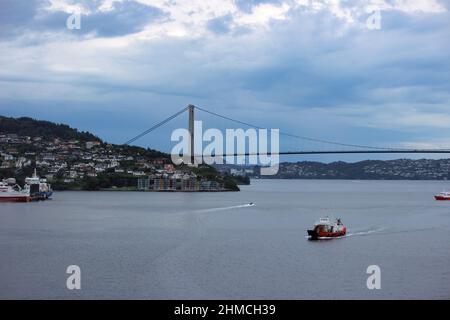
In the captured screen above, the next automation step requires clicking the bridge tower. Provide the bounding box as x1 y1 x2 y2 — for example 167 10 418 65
188 104 196 166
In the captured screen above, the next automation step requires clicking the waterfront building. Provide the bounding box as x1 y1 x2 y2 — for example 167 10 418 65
138 176 220 192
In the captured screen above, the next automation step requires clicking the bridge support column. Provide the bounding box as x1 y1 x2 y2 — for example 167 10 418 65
188 104 196 166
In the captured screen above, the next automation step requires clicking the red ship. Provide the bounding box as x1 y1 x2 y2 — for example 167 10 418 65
0 180 31 203
434 191 450 201
307 217 346 240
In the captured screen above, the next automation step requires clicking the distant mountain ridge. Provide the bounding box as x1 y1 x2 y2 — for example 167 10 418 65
269 159 450 180
0 115 100 142
216 158 450 180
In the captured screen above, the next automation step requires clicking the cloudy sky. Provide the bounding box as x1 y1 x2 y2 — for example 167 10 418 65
0 0 449 162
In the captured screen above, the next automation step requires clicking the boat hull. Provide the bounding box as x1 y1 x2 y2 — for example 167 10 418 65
307 229 346 240
44 191 53 199
435 196 450 200
0 196 31 203
31 191 53 201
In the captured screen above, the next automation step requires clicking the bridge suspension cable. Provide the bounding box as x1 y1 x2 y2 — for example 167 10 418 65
123 106 189 145
194 105 404 151
122 104 450 154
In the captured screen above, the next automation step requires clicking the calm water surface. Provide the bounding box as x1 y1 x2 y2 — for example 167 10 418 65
1 179 449 299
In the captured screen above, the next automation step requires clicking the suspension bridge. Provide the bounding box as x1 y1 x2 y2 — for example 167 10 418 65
123 104 450 162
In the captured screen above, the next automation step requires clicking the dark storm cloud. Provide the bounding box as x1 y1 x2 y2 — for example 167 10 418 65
207 15 233 34
76 1 163 37
0 0 163 38
0 0 42 37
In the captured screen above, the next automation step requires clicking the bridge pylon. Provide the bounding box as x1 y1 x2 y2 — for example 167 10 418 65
188 104 197 167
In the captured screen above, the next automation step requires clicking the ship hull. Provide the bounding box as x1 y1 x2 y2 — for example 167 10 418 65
307 229 346 240
435 196 450 201
0 196 31 202
44 191 53 199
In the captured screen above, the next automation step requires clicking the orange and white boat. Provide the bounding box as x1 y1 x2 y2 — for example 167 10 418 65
0 179 31 203
307 217 346 240
434 191 450 201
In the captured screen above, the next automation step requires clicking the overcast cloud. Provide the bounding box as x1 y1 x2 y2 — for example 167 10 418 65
0 0 449 161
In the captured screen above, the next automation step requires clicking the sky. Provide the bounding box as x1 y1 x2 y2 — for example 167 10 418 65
0 0 449 163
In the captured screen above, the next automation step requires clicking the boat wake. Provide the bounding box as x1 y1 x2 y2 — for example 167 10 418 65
196 203 255 213
305 227 385 240
345 227 386 238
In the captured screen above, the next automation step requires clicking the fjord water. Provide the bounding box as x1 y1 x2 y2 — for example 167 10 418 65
1 180 449 299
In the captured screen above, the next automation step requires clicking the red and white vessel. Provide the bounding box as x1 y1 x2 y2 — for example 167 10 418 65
307 217 347 240
0 179 31 203
434 191 450 201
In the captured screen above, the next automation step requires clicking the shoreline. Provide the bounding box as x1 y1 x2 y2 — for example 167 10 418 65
52 188 240 192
